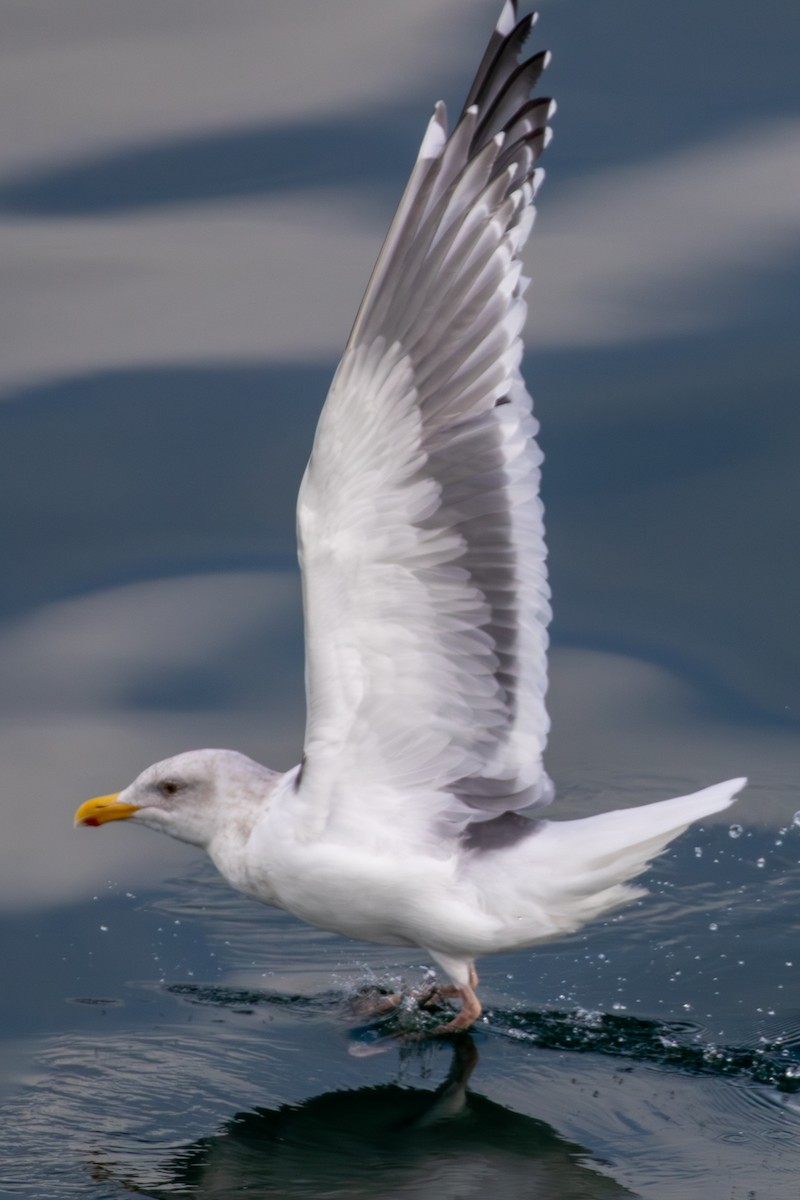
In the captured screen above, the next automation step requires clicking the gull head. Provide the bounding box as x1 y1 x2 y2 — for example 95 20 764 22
74 748 276 851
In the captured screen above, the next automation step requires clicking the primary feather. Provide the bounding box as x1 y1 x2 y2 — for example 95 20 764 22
298 3 556 831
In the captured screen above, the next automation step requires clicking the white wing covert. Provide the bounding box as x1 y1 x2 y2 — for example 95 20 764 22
297 2 554 832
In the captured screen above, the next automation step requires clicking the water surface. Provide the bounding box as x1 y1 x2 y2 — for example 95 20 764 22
1 2 799 1197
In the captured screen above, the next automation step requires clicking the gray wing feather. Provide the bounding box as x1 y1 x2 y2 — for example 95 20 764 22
299 2 555 825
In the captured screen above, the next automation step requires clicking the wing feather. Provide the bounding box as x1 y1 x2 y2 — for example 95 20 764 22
297 3 554 833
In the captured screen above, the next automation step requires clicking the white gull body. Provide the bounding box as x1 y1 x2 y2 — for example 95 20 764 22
75 1 746 1032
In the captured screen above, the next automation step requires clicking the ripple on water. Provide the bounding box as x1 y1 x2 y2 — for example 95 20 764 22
0 1019 289 1196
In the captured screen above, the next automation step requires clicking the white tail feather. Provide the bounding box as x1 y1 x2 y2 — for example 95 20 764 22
553 776 745 876
483 778 747 946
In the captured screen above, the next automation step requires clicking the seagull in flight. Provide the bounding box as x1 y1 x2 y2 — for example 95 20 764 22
75 1 745 1034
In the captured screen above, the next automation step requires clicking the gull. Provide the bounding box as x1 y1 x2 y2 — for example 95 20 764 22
75 1 746 1034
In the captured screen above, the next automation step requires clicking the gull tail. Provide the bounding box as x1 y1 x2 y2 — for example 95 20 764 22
513 777 748 936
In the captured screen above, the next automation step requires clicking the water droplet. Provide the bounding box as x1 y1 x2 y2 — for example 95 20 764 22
694 846 703 858
682 1003 692 1011
99 925 108 932
756 857 766 868
709 922 719 931
728 823 743 839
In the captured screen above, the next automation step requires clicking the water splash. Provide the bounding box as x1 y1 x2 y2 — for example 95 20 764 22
163 982 800 1094
498 1007 800 1093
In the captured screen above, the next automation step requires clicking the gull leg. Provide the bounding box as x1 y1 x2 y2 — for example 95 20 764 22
351 981 459 1019
352 960 481 1034
430 983 482 1035
420 953 482 1034
349 988 402 1018
349 963 481 1053
417 983 461 1008
354 984 482 1049
418 977 484 1013
371 982 468 1019
371 992 403 1014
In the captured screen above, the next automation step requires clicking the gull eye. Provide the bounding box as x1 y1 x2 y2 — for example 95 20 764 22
161 780 179 796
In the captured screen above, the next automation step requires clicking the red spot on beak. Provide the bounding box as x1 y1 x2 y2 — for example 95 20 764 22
84 817 101 827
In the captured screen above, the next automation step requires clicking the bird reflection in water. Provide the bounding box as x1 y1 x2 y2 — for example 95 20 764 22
89 1035 631 1199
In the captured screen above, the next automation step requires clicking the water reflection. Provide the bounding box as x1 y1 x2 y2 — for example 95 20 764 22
90 1038 634 1200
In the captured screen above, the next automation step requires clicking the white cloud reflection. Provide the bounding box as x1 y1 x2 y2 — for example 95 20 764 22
528 119 800 347
2 120 798 391
0 0 481 174
1 0 798 391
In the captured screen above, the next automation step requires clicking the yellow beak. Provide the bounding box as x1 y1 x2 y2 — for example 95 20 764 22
74 793 140 828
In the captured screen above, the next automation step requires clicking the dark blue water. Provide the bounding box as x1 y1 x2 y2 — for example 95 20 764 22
2 2 799 1196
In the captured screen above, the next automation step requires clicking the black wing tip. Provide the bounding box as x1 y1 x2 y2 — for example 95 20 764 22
495 1 541 37
497 3 541 48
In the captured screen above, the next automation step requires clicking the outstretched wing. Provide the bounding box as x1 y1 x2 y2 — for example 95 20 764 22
297 2 554 829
